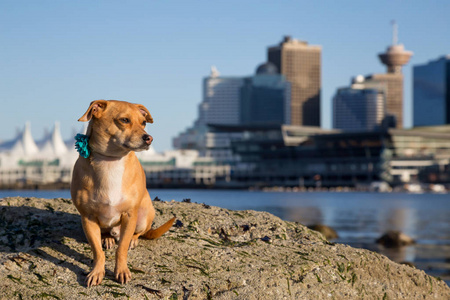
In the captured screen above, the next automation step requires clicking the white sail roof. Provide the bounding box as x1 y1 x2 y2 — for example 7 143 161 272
6 122 39 156
39 122 68 156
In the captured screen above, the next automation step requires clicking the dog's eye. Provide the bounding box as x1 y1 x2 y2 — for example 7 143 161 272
120 118 130 124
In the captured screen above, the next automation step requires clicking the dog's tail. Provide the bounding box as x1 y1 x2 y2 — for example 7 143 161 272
143 217 176 240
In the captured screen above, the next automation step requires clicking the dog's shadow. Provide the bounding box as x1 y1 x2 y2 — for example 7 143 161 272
0 201 108 286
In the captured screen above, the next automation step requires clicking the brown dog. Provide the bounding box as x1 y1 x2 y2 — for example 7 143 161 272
71 100 175 287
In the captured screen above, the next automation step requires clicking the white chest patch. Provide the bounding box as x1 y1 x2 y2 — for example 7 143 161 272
105 159 125 206
93 157 126 207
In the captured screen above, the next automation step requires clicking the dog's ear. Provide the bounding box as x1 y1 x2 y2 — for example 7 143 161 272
135 104 153 124
78 100 108 122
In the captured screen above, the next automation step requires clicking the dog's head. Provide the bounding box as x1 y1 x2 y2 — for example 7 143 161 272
78 100 153 157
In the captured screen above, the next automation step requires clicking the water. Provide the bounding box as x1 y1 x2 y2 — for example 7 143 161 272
1 189 449 283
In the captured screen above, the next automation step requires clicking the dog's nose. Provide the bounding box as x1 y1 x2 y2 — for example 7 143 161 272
143 134 153 145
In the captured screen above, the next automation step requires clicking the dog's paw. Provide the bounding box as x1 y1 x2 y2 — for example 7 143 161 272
129 238 139 249
102 237 116 249
86 268 105 287
115 265 132 284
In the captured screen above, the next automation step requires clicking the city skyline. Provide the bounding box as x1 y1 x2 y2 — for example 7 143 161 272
1 1 449 151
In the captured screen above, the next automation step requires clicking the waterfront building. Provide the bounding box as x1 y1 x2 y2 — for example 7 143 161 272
136 148 231 187
0 122 77 188
240 62 291 125
413 55 450 126
268 36 321 126
333 76 386 131
172 125 208 153
226 125 450 187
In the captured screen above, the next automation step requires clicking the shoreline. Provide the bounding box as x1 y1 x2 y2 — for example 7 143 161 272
1 183 449 194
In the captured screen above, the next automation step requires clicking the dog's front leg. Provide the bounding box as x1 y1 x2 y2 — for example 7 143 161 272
115 210 138 284
81 215 105 287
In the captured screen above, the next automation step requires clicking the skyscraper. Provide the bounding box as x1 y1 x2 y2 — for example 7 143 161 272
333 76 386 131
196 66 244 127
413 55 450 126
173 66 244 151
240 62 291 125
368 22 412 128
268 36 321 126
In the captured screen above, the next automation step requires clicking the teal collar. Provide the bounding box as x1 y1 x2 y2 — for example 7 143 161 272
75 134 91 158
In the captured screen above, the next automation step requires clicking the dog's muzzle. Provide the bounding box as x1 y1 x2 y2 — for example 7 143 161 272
143 134 153 145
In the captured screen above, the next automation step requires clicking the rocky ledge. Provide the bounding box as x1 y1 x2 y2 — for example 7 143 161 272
0 197 448 299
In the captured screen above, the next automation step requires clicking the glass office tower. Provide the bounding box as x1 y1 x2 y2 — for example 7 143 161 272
333 80 385 132
240 62 291 125
413 55 450 126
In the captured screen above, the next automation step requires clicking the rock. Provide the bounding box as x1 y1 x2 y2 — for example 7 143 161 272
0 197 448 299
308 224 339 240
400 261 415 268
376 230 415 248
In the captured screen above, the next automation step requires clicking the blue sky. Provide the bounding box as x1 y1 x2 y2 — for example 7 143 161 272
1 1 449 151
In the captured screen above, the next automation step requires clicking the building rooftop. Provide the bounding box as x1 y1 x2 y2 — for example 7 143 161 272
256 62 278 75
268 35 321 51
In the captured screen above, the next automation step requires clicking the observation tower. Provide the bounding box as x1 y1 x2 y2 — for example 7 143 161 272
378 21 413 74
